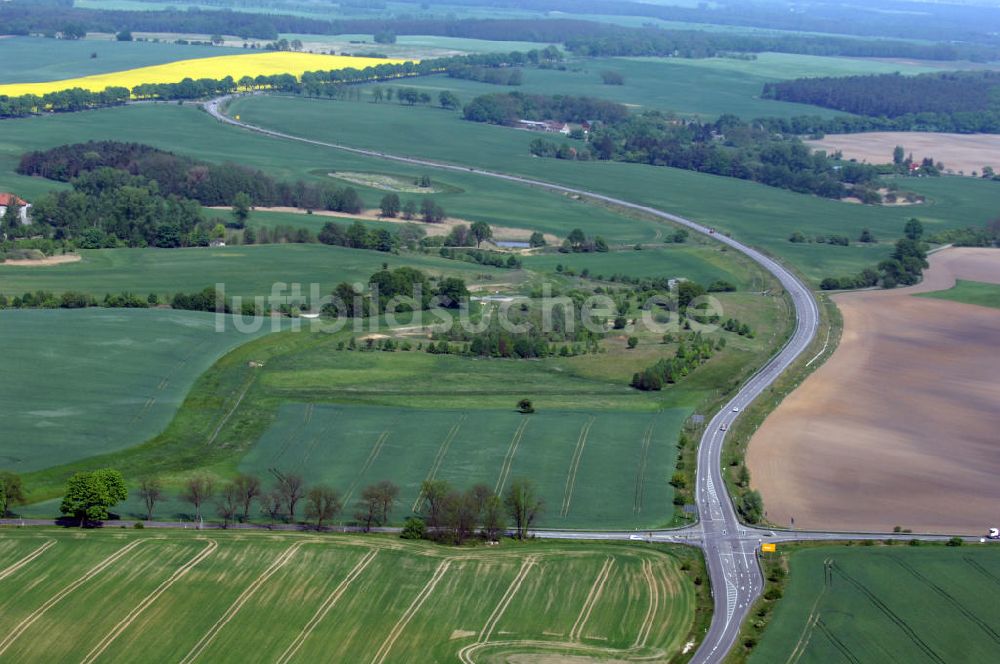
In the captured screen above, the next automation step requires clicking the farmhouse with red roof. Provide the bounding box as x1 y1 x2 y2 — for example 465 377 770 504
0 193 30 225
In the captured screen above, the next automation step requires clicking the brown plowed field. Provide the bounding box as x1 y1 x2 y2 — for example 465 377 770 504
806 132 1000 175
747 247 1000 534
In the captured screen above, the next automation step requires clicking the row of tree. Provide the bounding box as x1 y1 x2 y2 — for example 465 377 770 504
820 221 930 291
44 464 543 539
528 111 881 200
407 478 540 543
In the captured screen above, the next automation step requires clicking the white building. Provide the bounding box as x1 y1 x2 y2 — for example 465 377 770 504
0 194 30 225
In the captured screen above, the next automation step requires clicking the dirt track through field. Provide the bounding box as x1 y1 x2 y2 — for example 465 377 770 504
748 247 1000 534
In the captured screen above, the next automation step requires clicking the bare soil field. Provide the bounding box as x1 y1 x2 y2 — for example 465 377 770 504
747 247 1000 534
1 254 81 267
807 132 1000 175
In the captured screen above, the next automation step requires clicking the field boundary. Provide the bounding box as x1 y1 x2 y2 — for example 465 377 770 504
81 538 218 664
276 547 379 664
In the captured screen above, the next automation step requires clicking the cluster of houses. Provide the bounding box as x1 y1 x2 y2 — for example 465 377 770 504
516 119 592 136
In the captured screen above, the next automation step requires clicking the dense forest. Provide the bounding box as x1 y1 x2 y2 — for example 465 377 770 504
19 142 373 246
562 29 986 62
464 95 880 199
463 92 628 126
763 71 1000 118
17 141 363 211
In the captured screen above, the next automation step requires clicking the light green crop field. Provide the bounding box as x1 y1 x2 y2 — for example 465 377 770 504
0 529 705 664
0 244 489 299
0 308 274 473
237 404 685 529
918 279 1000 310
748 545 1000 663
522 244 755 289
384 54 936 121
227 95 1000 282
17 281 789 521
0 105 663 245
0 36 230 84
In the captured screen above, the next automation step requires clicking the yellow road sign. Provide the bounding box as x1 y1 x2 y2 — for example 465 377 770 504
761 543 777 553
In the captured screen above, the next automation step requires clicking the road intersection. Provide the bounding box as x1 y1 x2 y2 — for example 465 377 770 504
203 96 983 663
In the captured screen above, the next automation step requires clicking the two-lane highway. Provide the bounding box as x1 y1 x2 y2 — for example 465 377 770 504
205 96 821 664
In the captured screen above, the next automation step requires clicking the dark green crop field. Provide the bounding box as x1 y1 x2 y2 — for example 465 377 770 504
749 545 1000 664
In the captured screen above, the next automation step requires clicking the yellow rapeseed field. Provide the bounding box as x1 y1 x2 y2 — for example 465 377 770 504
0 51 410 96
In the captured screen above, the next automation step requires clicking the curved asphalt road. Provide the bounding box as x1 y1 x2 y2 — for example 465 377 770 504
201 96 966 663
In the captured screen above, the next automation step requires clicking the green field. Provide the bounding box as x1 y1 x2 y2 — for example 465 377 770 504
918 279 1000 310
16 281 789 523
375 54 938 121
749 545 1000 663
235 404 684 529
0 308 274 473
227 94 1000 282
0 529 705 663
0 104 663 245
0 36 230 84
522 244 755 289
0 244 489 299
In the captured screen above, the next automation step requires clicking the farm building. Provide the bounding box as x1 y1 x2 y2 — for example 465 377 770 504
0 193 30 224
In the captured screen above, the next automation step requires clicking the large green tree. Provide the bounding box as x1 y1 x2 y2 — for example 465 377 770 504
231 191 252 228
470 221 493 248
60 469 127 527
505 478 543 540
0 472 26 517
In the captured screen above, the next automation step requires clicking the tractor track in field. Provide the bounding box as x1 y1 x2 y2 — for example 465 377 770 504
370 559 452 664
412 415 467 513
890 555 1000 645
276 548 379 664
81 539 218 664
179 539 314 664
560 417 594 518
0 538 152 657
0 540 55 583
495 419 529 496
570 557 615 642
832 562 945 664
632 420 655 516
